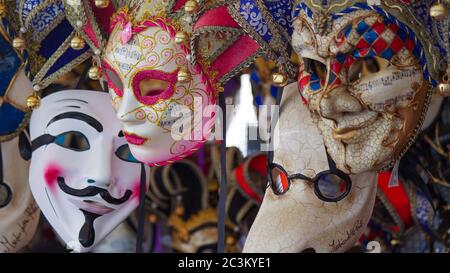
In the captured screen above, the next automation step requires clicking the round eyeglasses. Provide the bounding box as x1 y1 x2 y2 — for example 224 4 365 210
266 84 352 202
267 160 352 202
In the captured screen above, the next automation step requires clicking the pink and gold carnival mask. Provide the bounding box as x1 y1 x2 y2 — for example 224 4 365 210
102 2 217 166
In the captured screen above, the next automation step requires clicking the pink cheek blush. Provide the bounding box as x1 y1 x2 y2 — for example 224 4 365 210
44 165 61 191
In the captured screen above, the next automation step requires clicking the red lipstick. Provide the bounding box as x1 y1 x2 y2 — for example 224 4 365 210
123 132 148 146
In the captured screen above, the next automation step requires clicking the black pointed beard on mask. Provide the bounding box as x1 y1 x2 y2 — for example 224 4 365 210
78 209 101 248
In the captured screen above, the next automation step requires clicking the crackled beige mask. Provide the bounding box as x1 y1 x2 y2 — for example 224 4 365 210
293 9 430 174
243 83 378 253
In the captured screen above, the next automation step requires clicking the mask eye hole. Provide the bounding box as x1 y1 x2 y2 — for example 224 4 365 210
348 56 389 83
115 144 140 163
0 181 12 208
55 131 90 152
304 58 327 81
139 78 169 97
103 64 124 97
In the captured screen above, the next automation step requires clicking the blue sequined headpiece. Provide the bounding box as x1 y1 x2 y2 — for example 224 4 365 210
230 0 449 85
0 0 93 141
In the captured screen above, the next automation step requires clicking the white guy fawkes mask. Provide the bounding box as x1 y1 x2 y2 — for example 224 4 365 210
243 83 378 253
29 90 150 252
293 9 430 174
0 137 40 253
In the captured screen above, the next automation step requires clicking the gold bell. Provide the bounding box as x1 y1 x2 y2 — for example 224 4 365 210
178 228 190 242
184 0 199 14
88 66 101 80
26 92 41 110
0 3 7 18
12 38 26 50
439 82 450 96
175 32 189 45
148 214 159 223
70 36 85 50
175 205 185 216
430 3 448 20
226 235 237 246
94 0 109 8
272 72 288 87
177 68 191 83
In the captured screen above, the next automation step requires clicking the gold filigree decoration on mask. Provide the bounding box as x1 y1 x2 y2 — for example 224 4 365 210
168 208 218 243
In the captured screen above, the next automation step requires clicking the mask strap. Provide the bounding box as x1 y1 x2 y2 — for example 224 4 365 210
326 152 338 172
0 144 3 187
135 163 147 253
217 91 227 253
267 86 284 165
150 222 159 253
76 59 92 89
0 144 3 183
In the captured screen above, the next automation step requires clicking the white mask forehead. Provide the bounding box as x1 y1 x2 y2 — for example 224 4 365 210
0 137 40 253
30 90 118 135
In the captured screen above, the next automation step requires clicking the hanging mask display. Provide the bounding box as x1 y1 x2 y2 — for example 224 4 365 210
232 0 449 253
29 89 150 252
0 137 40 253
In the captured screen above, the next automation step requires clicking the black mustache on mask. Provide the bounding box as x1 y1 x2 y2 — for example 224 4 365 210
57 177 132 205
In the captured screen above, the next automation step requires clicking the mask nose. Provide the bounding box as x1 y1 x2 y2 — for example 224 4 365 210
318 87 364 121
88 139 113 189
116 88 145 123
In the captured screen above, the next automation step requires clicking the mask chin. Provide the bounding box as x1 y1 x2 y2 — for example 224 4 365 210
243 171 378 253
